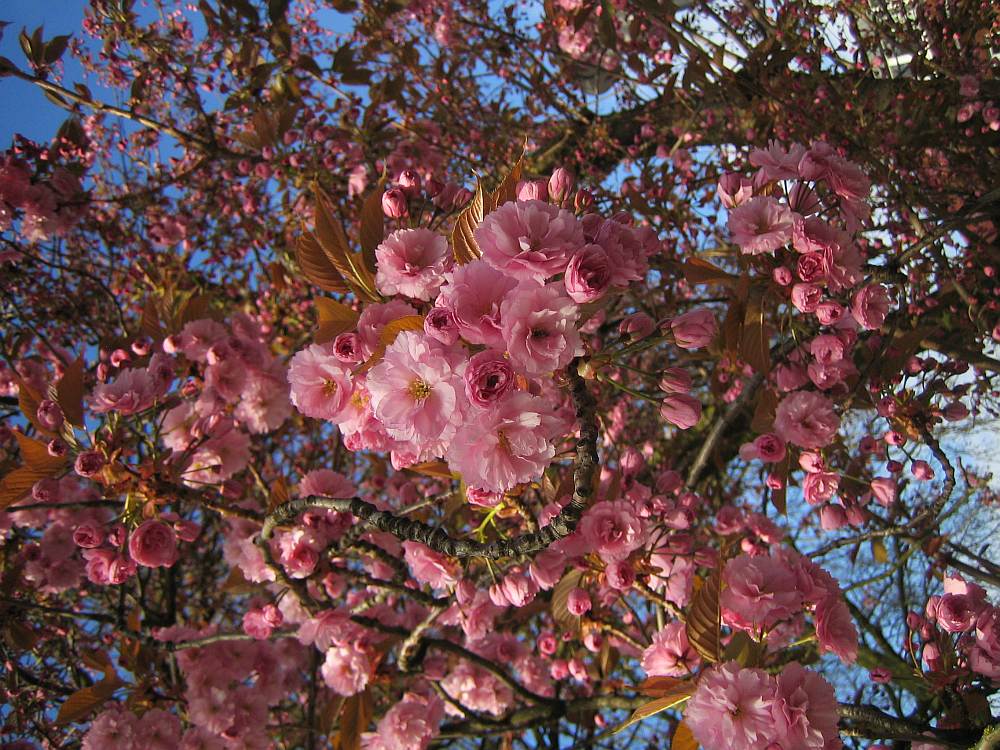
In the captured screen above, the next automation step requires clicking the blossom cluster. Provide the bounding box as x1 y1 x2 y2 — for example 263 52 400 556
288 170 657 493
915 573 1000 681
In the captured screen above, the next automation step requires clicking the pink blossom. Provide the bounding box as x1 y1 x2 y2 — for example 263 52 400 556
869 477 896 507
851 284 891 330
367 331 467 443
658 367 693 394
441 661 513 717
356 300 418 359
770 662 840 749
685 661 777 750
670 308 717 350
717 172 754 208
802 471 840 506
750 141 807 181
90 368 157 415
82 704 138 749
436 261 517 348
364 691 444 750
728 197 796 255
476 199 583 281
774 391 840 449
564 244 612 302
128 520 179 568
464 350 515 407
814 595 858 663
498 569 539 607
287 342 354 421
375 227 452 300
321 644 372 695
660 394 702 429
500 282 581 375
403 541 460 589
578 500 646 562
641 621 700 677
446 391 563 492
567 587 592 615
423 306 459 345
722 553 803 633
791 283 824 313
591 217 648 286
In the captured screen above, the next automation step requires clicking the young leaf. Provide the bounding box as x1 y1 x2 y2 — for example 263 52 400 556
639 675 687 697
739 285 770 375
17 379 52 436
55 356 86 427
0 466 48 511
611 681 695 734
551 568 584 632
681 257 738 287
56 676 121 725
685 566 722 663
671 720 700 750
314 296 360 344
331 689 373 750
14 432 67 473
295 233 349 293
312 185 379 301
404 460 456 480
359 173 387 271
489 149 524 211
451 178 485 264
750 388 778 433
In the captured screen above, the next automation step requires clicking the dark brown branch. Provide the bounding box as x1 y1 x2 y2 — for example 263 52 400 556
837 704 976 749
261 365 598 560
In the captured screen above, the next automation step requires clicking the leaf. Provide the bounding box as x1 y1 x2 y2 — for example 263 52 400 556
639 675 687 697
314 296 359 344
358 173 386 272
720 297 745 358
551 568 584 632
685 566 722 663
750 388 778 433
17 378 52 436
450 178 485 265
55 357 85 427
404 460 456 480
56 676 121 725
267 477 290 513
312 184 379 302
14 432 67 473
5 620 39 650
488 149 524 211
354 315 425 375
721 630 765 667
770 452 791 516
0 466 48 510
597 1 617 50
671 720 700 750
681 257 738 287
295 233 349 293
611 682 695 734
871 538 888 564
43 34 70 65
739 285 770 375
331 689 373 750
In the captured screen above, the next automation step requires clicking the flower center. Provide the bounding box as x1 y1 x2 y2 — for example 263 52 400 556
408 378 431 400
322 379 339 397
530 327 549 340
497 430 512 455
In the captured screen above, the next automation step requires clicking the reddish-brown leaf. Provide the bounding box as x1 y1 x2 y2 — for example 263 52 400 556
355 315 425 375
451 178 485 264
681 257 738 287
55 357 86 427
750 388 778 433
611 682 696 734
294 233 349 293
331 689 373 750
358 174 387 271
639 675 686 697
14 432 67 473
739 285 770 375
0 466 46 510
489 148 524 211
17 379 51 436
314 296 360 344
551 568 584 632
685 566 722 663
671 720 700 750
56 676 121 725
404 460 456 480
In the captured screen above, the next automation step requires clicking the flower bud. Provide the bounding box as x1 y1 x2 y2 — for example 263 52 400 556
381 187 408 218
567 587 591 616
548 168 575 205
36 399 64 432
396 169 421 198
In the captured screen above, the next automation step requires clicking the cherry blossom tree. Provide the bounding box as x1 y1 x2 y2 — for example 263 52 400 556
1 1 999 749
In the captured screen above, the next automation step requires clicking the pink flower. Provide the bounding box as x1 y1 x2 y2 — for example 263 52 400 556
814 595 858 663
750 141 806 181
436 261 517 348
972 607 1000 678
670 308 717 350
641 621 700 677
90 368 157 415
754 433 786 462
937 574 987 632
498 569 539 607
423 307 459 346
287 342 354 421
591 217 648 286
717 172 754 208
771 662 840 749
446 392 563 492
375 227 452 301
321 644 372 695
564 244 612 302
851 284 891 330
578 500 646 562
791 283 823 313
476 199 583 281
869 477 896 507
403 541 460 589
82 704 138 749
685 661 777 750
128 520 179 568
356 300 418 359
365 691 444 750
728 197 796 255
441 661 513 717
802 471 840 506
500 282 582 375
367 331 467 443
660 394 702 429
567 587 592 615
774 391 840 449
722 553 803 633
658 367 693 394
464 350 515 407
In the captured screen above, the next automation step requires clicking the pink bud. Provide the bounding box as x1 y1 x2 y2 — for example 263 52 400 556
381 187 408 218
619 312 655 340
548 168 575 205
36 399 64 431
567 587 591 616
660 394 702 430
74 450 105 478
820 504 848 530
911 460 935 481
574 189 594 212
538 631 558 655
517 179 547 202
772 266 793 286
396 169 421 198
658 367 693 394
583 631 603 652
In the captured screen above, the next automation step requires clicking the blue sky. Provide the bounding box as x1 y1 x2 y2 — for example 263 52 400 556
0 0 88 145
